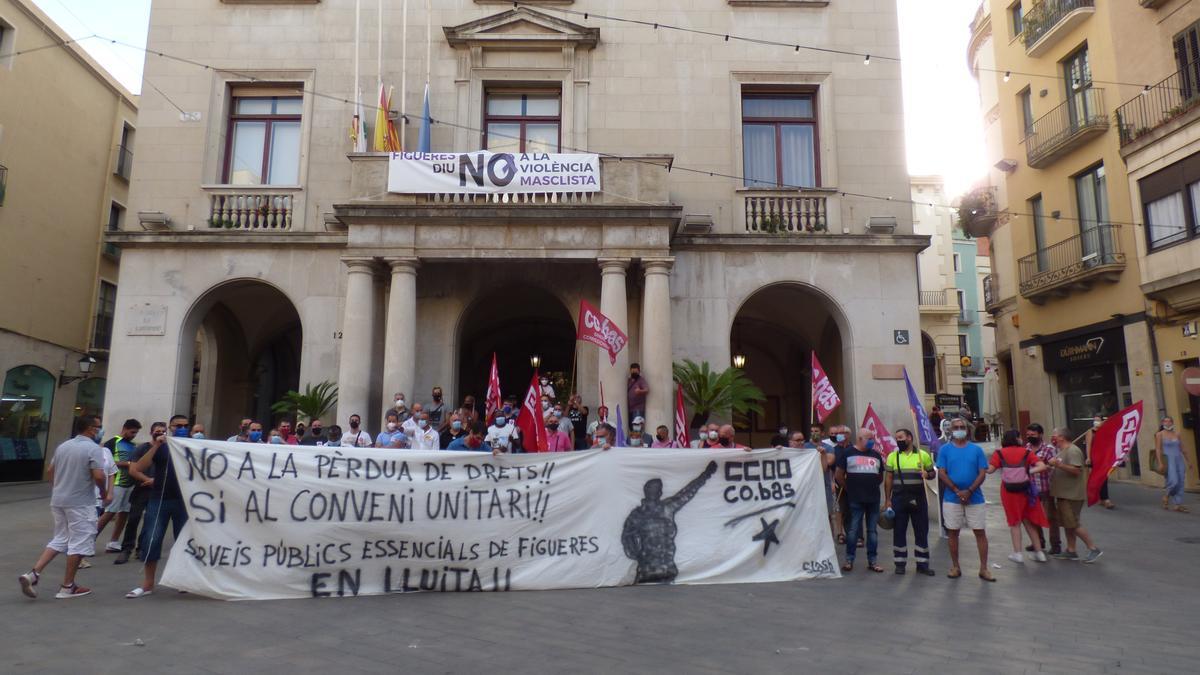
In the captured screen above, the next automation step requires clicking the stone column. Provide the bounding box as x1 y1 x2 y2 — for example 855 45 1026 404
382 257 420 420
640 258 674 433
598 258 631 421
336 257 378 427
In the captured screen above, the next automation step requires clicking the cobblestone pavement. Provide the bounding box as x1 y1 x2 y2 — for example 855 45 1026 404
2 468 1197 674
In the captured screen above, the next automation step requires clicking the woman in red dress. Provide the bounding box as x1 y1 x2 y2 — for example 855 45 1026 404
988 429 1050 564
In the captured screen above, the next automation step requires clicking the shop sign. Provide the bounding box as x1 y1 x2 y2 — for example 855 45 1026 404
934 394 962 411
1041 327 1126 372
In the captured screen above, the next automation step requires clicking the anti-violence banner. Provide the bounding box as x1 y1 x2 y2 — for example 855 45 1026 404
387 151 600 195
159 439 839 600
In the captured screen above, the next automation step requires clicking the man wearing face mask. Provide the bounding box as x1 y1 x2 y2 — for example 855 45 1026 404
340 414 374 448
392 392 410 422
440 413 467 449
716 424 751 451
448 422 493 454
1025 423 1060 554
409 412 440 450
375 411 407 449
545 414 572 452
651 425 673 448
125 414 191 598
485 411 519 453
699 423 722 449
567 396 589 450
402 403 425 438
834 428 885 573
115 422 165 565
298 419 326 446
770 425 789 448
630 416 653 447
276 421 299 445
227 418 253 443
539 376 556 401
884 428 936 576
628 363 649 420
428 387 445 428
937 418 993 581
591 423 616 450
190 423 207 440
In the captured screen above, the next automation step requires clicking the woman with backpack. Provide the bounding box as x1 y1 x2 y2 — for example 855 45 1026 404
988 429 1050 564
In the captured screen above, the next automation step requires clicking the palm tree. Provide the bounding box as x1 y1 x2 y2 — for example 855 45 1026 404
271 381 339 423
672 359 764 431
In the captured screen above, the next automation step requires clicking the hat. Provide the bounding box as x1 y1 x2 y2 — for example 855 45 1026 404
633 416 645 424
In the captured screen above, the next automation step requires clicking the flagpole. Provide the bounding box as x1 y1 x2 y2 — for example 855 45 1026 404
377 0 383 94
354 0 360 122
425 0 431 88
401 0 408 151
568 339 578 399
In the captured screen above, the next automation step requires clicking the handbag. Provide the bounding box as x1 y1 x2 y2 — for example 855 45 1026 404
1149 452 1166 476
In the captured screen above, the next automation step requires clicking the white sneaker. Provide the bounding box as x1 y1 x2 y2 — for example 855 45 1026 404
55 583 92 599
18 571 39 598
78 559 92 569
1007 552 1025 564
104 541 122 553
1033 551 1048 563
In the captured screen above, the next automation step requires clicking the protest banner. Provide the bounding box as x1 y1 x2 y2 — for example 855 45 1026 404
388 151 601 195
159 440 839 600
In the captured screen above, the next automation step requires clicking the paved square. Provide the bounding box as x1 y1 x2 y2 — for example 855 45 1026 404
2 475 1197 674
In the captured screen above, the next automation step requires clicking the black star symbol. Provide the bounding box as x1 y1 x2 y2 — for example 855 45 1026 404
752 517 781 556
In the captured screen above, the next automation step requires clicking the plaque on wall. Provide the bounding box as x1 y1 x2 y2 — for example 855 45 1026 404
127 303 168 336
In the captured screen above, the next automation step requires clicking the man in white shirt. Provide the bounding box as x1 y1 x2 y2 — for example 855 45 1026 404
485 411 519 453
409 412 440 450
340 414 374 448
402 402 425 437
19 415 108 599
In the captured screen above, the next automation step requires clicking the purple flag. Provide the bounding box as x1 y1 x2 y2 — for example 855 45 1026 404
614 405 626 447
904 368 936 447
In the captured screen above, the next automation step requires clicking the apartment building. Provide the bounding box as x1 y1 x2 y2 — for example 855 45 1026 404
0 0 137 481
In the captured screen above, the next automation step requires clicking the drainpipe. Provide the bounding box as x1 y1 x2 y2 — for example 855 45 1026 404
1144 304 1167 420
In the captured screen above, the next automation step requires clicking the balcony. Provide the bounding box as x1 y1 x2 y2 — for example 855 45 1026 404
919 289 960 317
1024 88 1109 169
983 273 1000 312
1021 0 1095 57
114 145 133 181
205 187 298 231
958 307 974 324
1018 224 1125 303
742 190 832 234
1117 60 1200 148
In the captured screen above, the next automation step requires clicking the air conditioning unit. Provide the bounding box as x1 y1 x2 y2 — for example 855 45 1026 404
866 216 897 233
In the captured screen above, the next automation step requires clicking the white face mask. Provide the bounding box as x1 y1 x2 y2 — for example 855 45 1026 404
386 422 397 431
707 430 718 441
541 401 550 410
632 424 642 432
395 398 405 407
1163 424 1175 431
951 429 967 440
417 419 428 429
1093 420 1102 429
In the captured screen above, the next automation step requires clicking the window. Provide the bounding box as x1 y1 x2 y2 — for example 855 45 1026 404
1145 192 1186 248
1010 2 1024 37
953 253 962 272
958 334 970 360
741 91 818 188
1019 87 1034 137
115 123 134 180
956 289 967 312
1138 150 1200 250
1030 195 1048 272
0 17 14 70
224 93 302 185
1063 46 1094 128
104 203 123 258
1075 163 1112 262
92 281 117 351
483 90 561 154
1173 21 1200 100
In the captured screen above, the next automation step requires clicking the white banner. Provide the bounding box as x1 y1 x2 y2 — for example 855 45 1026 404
158 440 838 600
387 151 600 195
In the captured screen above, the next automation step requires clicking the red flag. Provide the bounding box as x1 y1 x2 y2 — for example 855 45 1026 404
517 371 549 453
485 352 502 419
860 403 898 456
811 353 841 423
576 299 628 366
673 383 688 448
1086 401 1143 506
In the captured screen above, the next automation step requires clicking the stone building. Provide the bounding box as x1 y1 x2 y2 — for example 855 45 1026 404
103 0 925 447
0 0 137 481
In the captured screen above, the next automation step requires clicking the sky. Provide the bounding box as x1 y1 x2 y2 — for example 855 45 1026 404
30 0 986 196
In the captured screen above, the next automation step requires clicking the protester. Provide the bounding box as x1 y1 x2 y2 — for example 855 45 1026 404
276 420 299 445
1085 415 1115 509
1156 416 1191 513
587 405 609 438
244 421 265 443
125 414 191 598
830 424 853 543
294 422 305 440
937 417 994 581
808 425 843 545
402 403 425 437
428 387 446 427
701 423 722 449
325 425 342 446
115 422 165 565
268 429 285 444
628 363 649 419
545 414 572 452
1048 428 1103 563
567 395 589 450
190 423 207 440
539 376 556 401
409 412 440 450
376 411 407 448
835 428 885 573
769 425 789 447
341 414 374 448
651 425 673 448
552 402 573 442
591 423 615 450
630 416 652 447
441 413 467 449
929 406 944 432
884 428 935 576
485 410 519 453
298 419 326 446
227 418 252 442
392 392 410 422
716 424 751 451
1025 423 1060 554
988 429 1049 564
448 422 493 453
18 415 108 599
97 419 142 553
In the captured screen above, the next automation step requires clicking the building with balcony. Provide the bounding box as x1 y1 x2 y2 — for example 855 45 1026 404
102 0 924 449
969 0 1160 485
0 0 137 482
1112 0 1200 491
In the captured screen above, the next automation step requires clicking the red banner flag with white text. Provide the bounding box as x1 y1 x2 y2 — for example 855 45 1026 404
1086 400 1143 506
861 403 898 457
485 352 502 419
517 371 549 453
576 299 628 366
673 383 689 448
811 353 841 424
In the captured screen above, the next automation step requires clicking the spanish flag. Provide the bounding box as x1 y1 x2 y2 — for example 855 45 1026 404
372 84 401 152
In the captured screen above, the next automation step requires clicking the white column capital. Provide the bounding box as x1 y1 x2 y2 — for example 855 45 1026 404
384 256 420 274
598 257 631 274
641 257 675 276
342 256 378 274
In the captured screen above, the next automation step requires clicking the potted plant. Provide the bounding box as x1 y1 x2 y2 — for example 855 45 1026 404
956 187 997 238
271 381 339 425
672 359 765 435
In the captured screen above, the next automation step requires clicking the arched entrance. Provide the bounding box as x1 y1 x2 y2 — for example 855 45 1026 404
185 280 302 436
0 365 56 482
730 284 849 447
456 286 575 410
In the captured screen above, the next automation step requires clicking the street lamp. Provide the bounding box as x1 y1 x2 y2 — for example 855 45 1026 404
529 354 541 369
59 355 97 387
732 353 747 369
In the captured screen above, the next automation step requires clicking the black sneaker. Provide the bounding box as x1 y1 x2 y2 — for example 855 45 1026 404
894 567 906 575
113 551 131 565
917 567 936 576
1052 551 1079 561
